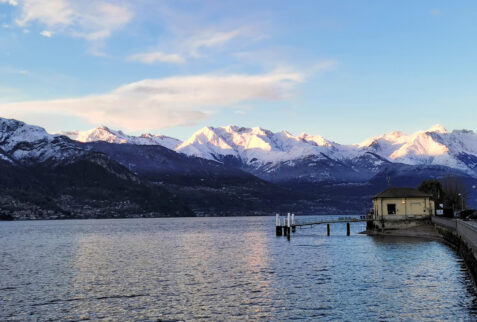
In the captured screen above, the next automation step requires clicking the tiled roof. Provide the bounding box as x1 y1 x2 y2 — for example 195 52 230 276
373 187 432 199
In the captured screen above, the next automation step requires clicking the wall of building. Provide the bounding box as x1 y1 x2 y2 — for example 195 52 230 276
369 215 430 230
373 197 434 217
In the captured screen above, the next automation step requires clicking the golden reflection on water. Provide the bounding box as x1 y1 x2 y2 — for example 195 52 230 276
68 233 165 319
2 218 477 320
66 222 273 320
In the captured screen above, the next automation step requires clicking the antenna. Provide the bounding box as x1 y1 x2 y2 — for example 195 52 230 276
386 176 391 187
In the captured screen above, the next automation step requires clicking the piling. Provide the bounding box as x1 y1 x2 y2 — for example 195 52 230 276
283 218 287 236
276 214 282 236
327 224 330 236
291 213 296 233
347 222 350 236
287 213 291 241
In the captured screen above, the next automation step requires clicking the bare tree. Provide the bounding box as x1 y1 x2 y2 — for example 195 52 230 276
440 176 469 211
418 179 444 204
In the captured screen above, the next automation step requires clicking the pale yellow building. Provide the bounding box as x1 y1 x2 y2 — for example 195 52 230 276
373 187 435 217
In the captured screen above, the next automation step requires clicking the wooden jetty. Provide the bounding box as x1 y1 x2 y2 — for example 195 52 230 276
275 213 371 239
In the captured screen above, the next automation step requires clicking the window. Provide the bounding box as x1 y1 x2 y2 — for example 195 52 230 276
387 204 396 215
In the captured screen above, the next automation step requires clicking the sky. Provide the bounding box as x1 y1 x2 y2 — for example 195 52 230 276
0 0 477 144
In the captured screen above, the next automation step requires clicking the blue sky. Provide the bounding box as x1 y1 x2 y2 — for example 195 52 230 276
0 0 476 143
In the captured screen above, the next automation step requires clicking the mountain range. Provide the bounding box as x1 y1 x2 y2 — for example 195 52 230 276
1 117 476 220
63 123 477 180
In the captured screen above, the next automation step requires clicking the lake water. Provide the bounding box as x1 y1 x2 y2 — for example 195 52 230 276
1 216 477 321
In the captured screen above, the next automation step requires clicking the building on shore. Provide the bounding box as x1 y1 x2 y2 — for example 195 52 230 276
368 187 435 231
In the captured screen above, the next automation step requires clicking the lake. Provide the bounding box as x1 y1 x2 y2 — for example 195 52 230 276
1 216 476 321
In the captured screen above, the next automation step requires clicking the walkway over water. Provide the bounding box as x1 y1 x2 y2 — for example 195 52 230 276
294 217 370 227
275 214 370 239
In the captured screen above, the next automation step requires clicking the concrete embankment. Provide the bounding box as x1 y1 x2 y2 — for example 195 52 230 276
364 223 441 240
432 216 477 281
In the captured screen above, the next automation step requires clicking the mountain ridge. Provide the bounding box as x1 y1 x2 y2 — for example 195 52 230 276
60 123 477 179
0 117 193 219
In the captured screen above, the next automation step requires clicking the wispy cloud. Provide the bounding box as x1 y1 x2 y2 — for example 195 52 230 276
0 70 304 131
128 27 250 65
0 66 30 75
0 0 18 6
127 51 185 64
40 30 51 37
309 60 339 74
15 0 74 27
186 28 243 58
430 9 441 16
128 28 244 64
5 0 133 52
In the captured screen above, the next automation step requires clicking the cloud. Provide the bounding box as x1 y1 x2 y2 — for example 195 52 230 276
187 28 243 58
127 51 185 64
10 0 132 43
0 66 30 75
0 70 304 131
430 9 441 16
40 30 51 37
309 60 339 74
15 0 74 27
129 27 252 65
0 0 18 5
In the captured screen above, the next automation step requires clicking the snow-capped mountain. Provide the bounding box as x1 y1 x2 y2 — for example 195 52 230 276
359 125 477 174
57 122 477 180
173 126 388 182
60 126 182 150
0 118 83 164
3 117 477 216
175 125 345 164
174 124 477 177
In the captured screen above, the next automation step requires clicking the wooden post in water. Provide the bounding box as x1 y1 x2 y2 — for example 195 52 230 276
346 222 350 236
291 213 296 233
283 218 287 237
276 214 282 236
327 224 330 236
287 213 291 241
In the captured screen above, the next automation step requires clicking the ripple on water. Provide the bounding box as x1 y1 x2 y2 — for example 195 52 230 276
0 216 476 321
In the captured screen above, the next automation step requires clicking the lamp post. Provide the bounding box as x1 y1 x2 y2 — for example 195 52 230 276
458 193 464 211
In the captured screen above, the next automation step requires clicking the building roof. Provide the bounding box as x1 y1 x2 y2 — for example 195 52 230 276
373 187 432 199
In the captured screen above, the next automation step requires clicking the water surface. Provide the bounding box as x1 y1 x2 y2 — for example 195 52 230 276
1 216 476 320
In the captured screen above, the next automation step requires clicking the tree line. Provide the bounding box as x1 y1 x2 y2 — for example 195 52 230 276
418 176 470 211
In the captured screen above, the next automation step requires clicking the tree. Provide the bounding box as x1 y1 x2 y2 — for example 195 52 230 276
440 176 469 211
418 179 444 205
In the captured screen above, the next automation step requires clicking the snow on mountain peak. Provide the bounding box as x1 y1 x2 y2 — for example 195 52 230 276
176 126 238 160
0 117 82 163
359 131 409 148
427 124 448 134
60 126 182 150
390 131 449 159
299 133 333 147
176 125 341 164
